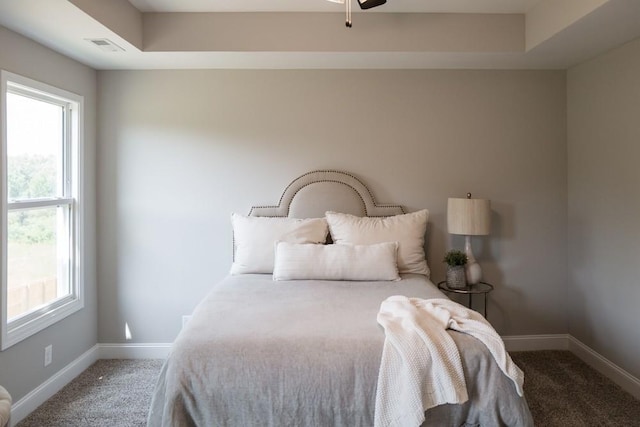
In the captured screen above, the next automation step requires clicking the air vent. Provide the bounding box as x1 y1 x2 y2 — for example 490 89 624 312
85 38 124 52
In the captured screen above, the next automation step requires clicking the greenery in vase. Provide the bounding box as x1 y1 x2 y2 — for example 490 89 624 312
443 250 468 267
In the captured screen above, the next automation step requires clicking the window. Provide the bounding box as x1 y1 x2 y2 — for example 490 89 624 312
1 71 84 350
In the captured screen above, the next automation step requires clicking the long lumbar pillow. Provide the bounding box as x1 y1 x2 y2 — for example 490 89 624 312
273 241 400 281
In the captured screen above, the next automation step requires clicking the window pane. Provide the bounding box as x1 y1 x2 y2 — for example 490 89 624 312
7 206 70 321
6 92 63 201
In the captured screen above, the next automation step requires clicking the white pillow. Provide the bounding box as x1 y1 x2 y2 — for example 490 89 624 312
230 214 329 275
325 210 430 276
273 241 400 281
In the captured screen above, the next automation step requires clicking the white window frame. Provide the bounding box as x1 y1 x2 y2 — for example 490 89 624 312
1 70 84 350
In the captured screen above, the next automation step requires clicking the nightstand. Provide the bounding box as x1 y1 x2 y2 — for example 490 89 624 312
437 281 494 318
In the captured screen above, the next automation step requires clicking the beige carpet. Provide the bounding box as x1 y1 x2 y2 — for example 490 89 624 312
16 359 163 427
15 351 640 426
511 350 640 426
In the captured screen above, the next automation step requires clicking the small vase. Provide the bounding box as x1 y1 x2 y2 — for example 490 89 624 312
447 265 467 289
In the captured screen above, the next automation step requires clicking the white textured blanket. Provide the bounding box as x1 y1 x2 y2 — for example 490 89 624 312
375 296 524 427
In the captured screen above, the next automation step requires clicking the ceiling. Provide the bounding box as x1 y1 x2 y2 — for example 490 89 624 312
127 0 540 14
0 0 639 70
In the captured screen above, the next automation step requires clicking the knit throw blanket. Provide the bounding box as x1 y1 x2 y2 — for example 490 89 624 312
375 296 524 427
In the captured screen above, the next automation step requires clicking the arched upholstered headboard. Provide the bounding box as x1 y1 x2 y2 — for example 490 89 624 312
248 170 405 218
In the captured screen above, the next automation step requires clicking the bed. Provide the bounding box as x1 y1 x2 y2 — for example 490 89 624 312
147 170 533 427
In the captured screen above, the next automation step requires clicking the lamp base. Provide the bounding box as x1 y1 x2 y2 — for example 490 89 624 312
465 261 482 285
464 235 482 285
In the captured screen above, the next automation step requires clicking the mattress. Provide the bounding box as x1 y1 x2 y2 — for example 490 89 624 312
147 274 533 426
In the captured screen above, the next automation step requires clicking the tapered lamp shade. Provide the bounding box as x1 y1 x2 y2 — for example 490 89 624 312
447 198 491 236
447 196 491 285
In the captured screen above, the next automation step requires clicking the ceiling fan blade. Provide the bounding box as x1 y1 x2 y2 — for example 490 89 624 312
326 0 387 8
357 0 386 9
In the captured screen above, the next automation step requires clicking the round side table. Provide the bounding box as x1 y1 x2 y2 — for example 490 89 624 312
437 281 494 318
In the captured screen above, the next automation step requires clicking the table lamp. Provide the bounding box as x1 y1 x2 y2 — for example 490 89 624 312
447 193 491 285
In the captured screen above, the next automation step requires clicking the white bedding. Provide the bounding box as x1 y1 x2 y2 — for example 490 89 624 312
147 274 533 427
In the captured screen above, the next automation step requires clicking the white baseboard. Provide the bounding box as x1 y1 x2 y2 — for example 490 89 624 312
9 344 100 427
502 334 570 352
568 336 640 400
8 337 640 426
98 343 171 359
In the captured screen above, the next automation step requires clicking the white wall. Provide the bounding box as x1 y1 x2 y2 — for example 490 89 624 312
0 26 97 402
568 37 640 379
97 69 567 343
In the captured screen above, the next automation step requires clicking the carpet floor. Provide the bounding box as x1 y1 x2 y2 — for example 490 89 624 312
15 351 640 426
16 359 163 427
510 350 640 426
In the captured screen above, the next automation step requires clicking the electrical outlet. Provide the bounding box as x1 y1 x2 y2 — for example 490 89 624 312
44 345 52 367
182 315 192 329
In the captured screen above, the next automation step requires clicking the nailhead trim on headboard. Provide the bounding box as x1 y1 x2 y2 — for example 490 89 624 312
248 170 405 218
